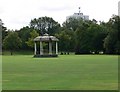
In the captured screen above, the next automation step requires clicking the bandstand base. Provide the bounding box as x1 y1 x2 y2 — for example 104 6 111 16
34 54 58 58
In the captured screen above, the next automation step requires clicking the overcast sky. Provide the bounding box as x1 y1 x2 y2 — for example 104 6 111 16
0 0 119 30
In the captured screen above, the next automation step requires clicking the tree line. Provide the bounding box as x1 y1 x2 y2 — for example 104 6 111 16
1 15 120 55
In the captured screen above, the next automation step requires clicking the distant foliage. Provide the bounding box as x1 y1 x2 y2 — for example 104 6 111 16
30 16 60 35
26 30 39 48
104 15 120 54
2 15 120 55
3 31 22 55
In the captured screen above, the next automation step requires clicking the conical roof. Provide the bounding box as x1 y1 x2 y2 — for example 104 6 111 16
34 33 59 42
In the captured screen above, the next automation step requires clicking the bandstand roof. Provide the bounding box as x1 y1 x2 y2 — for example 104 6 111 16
34 34 59 42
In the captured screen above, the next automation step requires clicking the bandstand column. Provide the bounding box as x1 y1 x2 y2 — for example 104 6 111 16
49 42 52 55
40 41 43 55
34 42 37 55
56 42 58 55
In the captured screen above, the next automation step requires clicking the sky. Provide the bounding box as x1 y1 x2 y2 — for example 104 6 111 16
0 0 119 30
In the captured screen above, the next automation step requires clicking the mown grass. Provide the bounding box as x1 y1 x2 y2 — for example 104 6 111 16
2 55 118 90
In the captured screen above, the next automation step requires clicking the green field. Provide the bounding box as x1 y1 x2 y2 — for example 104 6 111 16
2 55 118 90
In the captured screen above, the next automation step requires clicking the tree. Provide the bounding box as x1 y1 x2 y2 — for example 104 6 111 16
55 29 74 53
0 19 2 54
18 26 33 50
0 19 8 54
62 18 92 54
87 23 107 53
72 18 109 54
75 27 90 54
0 19 7 42
30 16 60 35
26 30 39 48
2 26 7 41
73 19 91 54
104 15 120 54
62 18 88 31
3 31 22 55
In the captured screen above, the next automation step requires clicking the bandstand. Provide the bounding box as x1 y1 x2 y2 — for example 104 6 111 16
34 33 59 57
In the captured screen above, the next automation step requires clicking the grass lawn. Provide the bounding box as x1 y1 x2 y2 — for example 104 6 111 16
2 55 118 90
